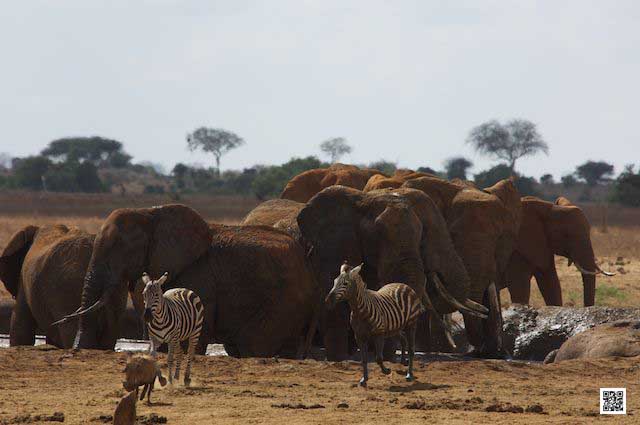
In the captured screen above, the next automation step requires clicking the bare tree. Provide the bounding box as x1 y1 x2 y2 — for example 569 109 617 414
467 119 548 173
320 137 352 163
186 127 245 174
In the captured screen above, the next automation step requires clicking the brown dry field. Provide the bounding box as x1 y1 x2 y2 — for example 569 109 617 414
0 197 639 424
1 346 639 424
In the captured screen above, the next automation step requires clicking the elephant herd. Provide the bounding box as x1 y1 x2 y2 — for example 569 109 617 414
0 163 613 362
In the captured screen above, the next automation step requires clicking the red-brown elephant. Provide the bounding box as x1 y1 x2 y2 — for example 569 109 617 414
504 196 614 307
280 163 383 203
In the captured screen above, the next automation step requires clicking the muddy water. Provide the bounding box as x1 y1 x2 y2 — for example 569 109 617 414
0 334 228 356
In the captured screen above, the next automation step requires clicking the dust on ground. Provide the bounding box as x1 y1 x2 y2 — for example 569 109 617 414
1 346 638 424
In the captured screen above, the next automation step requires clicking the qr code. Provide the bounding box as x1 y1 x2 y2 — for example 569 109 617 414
600 388 626 415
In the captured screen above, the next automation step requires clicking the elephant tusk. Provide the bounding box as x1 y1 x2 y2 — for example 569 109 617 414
462 298 489 314
573 262 598 276
597 266 616 277
429 272 488 319
50 290 111 327
420 291 457 350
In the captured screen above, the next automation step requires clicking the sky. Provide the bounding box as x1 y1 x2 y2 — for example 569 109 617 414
1 0 638 179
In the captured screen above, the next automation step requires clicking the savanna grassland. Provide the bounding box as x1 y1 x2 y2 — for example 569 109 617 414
0 193 639 424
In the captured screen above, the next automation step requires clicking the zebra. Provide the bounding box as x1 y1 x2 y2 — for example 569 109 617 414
142 272 204 387
325 262 426 387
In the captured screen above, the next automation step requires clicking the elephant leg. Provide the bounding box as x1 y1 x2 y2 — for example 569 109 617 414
10 290 36 346
196 303 215 355
374 336 391 375
506 253 534 305
324 327 350 361
534 266 563 306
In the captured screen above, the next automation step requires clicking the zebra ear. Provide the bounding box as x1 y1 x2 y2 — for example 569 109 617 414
340 261 351 274
157 272 169 287
141 273 151 284
351 263 363 277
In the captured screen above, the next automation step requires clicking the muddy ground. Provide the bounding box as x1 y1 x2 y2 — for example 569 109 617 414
1 346 638 424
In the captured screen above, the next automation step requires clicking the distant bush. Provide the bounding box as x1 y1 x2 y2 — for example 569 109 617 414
368 160 396 175
612 166 640 207
143 184 165 194
12 156 52 190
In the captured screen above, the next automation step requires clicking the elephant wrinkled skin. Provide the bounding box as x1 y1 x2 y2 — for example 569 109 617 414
281 164 383 203
400 176 522 357
0 225 144 347
544 319 640 363
504 196 613 307
294 186 486 360
65 204 318 358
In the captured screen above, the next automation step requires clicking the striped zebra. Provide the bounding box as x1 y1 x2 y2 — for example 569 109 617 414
325 262 425 387
142 272 204 386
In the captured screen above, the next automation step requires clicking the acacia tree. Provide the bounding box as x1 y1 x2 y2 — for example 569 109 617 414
320 137 352 163
444 156 473 180
186 127 245 174
575 160 614 186
467 119 548 173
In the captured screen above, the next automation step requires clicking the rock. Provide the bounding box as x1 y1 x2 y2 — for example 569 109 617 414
337 402 349 408
485 403 524 413
525 404 545 414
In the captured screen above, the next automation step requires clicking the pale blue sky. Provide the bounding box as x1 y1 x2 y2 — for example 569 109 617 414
1 1 638 178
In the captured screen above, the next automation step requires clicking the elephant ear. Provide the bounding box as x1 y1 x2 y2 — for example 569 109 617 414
146 205 212 280
0 225 38 297
483 178 522 227
398 188 470 312
518 198 554 270
403 176 458 216
555 196 574 207
297 186 364 274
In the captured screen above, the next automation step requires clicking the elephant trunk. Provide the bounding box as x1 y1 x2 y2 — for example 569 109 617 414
582 273 596 307
73 263 119 349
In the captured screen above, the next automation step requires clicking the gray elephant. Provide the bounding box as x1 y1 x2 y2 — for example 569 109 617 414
55 204 319 358
0 225 144 347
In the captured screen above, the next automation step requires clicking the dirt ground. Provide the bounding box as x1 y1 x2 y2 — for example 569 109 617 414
0 346 638 424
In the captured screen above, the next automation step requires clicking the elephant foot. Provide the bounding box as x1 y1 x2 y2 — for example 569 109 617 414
405 373 414 382
359 377 367 388
466 346 509 360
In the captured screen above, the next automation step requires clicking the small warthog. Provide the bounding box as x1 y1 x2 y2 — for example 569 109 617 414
113 388 137 425
122 353 167 404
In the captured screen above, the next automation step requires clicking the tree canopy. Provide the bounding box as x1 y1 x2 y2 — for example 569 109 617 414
186 127 245 172
320 137 352 163
41 136 130 167
444 157 473 180
575 160 614 186
467 119 548 172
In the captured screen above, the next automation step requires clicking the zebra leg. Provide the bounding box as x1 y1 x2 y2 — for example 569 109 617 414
358 338 369 387
167 341 175 384
173 340 183 381
400 333 408 366
140 384 148 401
374 336 391 375
406 324 417 382
147 381 154 404
184 334 198 387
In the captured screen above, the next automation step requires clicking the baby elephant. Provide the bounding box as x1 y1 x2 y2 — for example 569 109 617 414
113 388 137 425
325 262 426 387
122 353 167 404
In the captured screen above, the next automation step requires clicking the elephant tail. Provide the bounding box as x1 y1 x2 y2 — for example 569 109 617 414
543 349 559 364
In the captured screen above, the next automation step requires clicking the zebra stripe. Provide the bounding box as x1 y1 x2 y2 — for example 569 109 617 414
143 273 204 386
